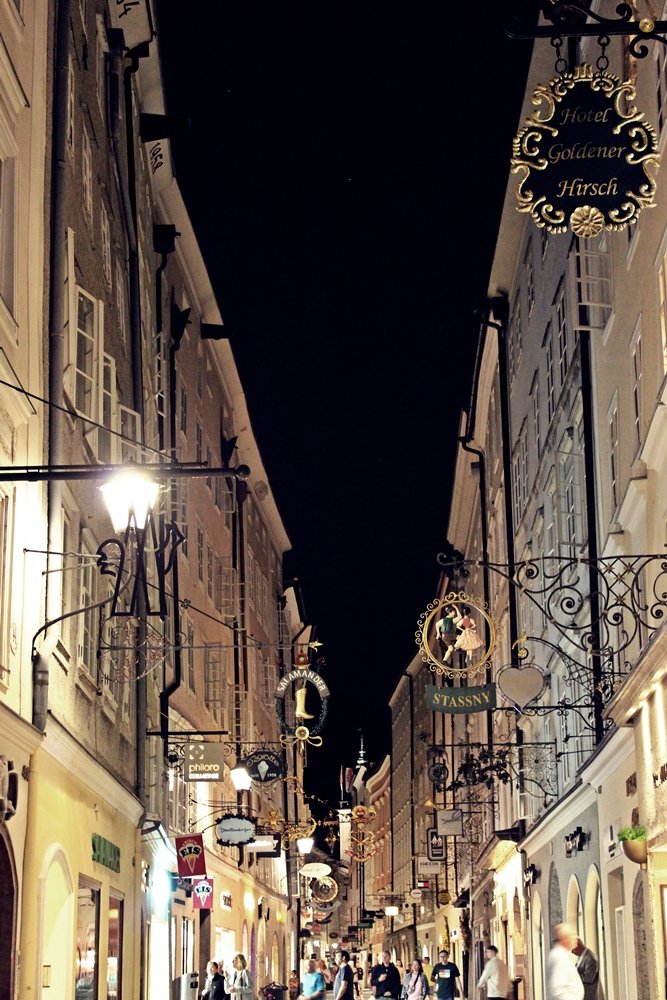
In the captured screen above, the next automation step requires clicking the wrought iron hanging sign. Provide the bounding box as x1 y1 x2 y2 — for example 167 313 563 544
512 63 659 237
416 592 498 677
275 650 329 752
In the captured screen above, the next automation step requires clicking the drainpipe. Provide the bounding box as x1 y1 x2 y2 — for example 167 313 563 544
34 0 73 731
109 36 147 802
479 296 519 656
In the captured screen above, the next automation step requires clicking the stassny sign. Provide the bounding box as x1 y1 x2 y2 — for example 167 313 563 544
425 683 496 714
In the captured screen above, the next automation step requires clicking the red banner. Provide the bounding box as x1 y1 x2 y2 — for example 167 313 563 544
175 834 207 878
192 877 214 909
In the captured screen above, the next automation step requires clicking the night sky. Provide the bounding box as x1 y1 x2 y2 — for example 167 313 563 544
155 2 534 805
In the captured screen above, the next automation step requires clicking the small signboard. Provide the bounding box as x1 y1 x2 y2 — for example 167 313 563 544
192 877 214 909
244 748 285 783
436 809 464 837
409 888 423 900
215 814 256 846
426 828 446 862
184 742 226 782
417 856 446 876
175 834 207 877
426 683 496 714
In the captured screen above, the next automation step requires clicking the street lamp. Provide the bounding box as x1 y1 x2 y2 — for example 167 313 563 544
230 763 253 791
99 469 160 531
296 834 315 855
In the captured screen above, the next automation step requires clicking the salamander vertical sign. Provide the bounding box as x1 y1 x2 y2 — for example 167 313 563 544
512 64 659 238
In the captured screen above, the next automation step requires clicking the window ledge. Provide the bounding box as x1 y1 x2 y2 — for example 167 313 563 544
75 666 100 701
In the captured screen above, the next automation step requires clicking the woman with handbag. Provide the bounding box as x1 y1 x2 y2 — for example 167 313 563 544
400 960 429 1000
227 954 254 1000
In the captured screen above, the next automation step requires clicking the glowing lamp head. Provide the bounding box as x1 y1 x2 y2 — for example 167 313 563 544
100 471 160 531
230 764 252 791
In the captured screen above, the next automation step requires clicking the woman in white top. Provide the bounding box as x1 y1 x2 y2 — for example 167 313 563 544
226 954 254 1000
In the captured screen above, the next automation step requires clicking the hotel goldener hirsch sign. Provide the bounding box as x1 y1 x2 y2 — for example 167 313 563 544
512 64 659 238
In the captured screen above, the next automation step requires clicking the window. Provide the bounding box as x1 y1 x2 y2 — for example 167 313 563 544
545 325 555 423
76 881 100 1000
67 56 75 151
98 353 115 464
656 42 667 135
196 352 204 397
204 644 225 721
75 289 97 417
508 300 522 382
195 420 202 463
573 234 612 330
179 383 187 434
196 523 204 582
0 155 16 314
659 249 667 375
511 425 528 527
531 376 541 457
185 620 195 690
206 445 212 491
525 239 535 315
631 326 643 451
207 543 214 599
246 547 255 605
170 479 188 555
0 490 11 679
107 896 123 1000
115 260 127 346
81 126 93 223
609 400 620 514
101 203 111 286
555 285 568 384
96 17 108 119
79 542 98 678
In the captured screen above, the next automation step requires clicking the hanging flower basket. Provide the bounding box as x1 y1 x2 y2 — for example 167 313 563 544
621 838 647 868
619 827 648 868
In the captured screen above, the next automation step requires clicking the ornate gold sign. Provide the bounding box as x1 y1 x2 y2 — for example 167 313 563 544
416 592 498 677
512 64 659 237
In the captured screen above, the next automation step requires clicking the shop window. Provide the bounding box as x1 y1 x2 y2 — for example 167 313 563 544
107 896 123 1000
76 879 100 1000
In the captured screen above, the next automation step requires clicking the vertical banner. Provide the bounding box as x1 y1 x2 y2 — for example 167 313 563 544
175 834 207 877
192 877 214 909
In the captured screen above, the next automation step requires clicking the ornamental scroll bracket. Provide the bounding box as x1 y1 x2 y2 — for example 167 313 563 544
436 553 667 709
506 2 667 59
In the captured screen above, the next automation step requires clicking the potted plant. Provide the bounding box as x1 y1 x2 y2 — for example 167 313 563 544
618 825 647 867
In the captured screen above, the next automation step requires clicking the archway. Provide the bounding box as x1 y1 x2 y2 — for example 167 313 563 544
547 863 562 932
39 846 75 1000
271 933 280 982
565 876 583 937
530 891 545 1000
583 866 606 999
0 829 17 1000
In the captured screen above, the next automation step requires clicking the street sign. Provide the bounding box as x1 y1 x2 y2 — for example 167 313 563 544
437 889 451 906
417 856 446 875
409 888 423 899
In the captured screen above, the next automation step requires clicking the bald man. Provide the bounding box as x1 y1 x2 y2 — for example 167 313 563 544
546 924 584 1000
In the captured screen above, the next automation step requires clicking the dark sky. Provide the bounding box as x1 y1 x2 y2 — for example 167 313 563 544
155 2 534 804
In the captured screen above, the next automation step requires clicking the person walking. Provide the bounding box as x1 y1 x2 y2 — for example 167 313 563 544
371 952 402 1000
226 954 254 1000
430 949 465 1000
300 959 326 1000
400 959 429 1000
202 961 227 1000
546 925 584 1000
476 946 509 1000
334 951 355 1000
572 938 602 1000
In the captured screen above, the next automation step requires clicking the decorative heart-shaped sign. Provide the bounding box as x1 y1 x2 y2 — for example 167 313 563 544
497 665 545 709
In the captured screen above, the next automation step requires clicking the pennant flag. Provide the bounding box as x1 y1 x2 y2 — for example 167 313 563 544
175 834 207 878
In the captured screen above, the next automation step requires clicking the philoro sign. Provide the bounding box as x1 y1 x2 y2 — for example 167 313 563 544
512 64 659 238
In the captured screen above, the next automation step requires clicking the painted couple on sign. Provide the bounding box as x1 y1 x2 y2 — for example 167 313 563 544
435 606 484 664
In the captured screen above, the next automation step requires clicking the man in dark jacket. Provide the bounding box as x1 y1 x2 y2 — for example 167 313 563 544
371 952 401 1000
202 961 227 1000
